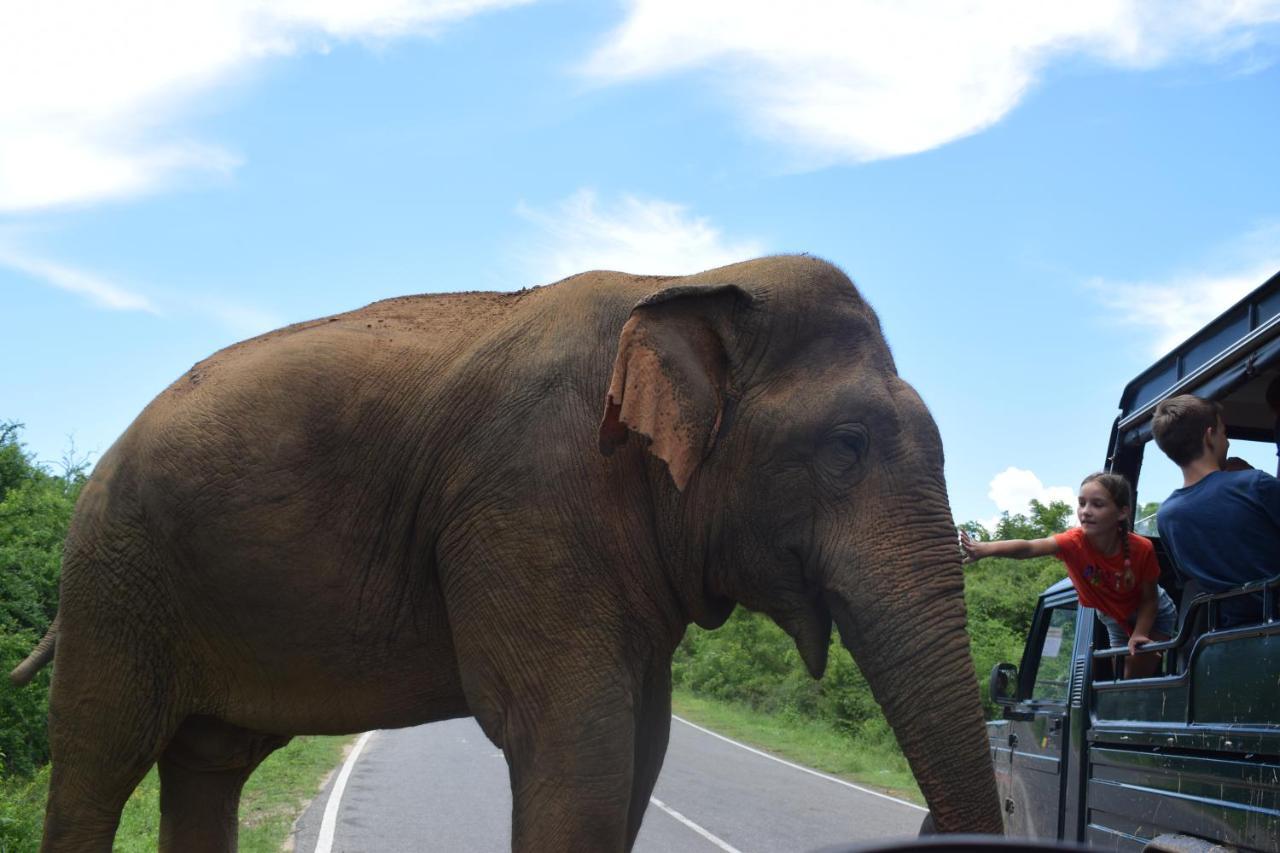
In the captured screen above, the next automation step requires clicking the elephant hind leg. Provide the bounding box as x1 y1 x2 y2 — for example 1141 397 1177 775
157 716 291 853
41 640 182 851
41 755 160 853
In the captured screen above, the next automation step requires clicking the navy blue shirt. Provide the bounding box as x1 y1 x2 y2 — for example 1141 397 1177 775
1274 418 1280 476
1158 470 1280 626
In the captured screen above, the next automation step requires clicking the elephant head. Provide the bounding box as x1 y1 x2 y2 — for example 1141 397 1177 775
599 255 1002 834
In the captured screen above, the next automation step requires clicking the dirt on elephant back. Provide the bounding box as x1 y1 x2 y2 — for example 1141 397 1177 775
353 288 537 339
165 287 543 400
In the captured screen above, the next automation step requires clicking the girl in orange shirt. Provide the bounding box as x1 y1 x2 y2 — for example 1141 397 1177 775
961 472 1176 678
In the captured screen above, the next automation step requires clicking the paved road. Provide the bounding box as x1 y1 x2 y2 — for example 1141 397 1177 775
292 716 925 852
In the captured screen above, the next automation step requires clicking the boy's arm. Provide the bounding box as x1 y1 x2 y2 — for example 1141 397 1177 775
1258 472 1280 537
1249 474 1280 580
1127 582 1159 656
961 533 1059 564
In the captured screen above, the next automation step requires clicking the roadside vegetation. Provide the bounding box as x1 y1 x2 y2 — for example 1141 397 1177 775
1 737 349 852
111 735 351 852
1 419 1083 845
1 422 84 850
670 688 922 801
668 500 1072 800
0 424 351 851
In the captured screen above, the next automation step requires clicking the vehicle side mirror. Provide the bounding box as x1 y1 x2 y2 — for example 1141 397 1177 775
990 662 1019 705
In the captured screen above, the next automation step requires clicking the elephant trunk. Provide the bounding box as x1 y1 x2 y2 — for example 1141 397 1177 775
827 527 1003 835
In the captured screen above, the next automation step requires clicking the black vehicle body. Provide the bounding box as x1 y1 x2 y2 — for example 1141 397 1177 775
988 270 1280 852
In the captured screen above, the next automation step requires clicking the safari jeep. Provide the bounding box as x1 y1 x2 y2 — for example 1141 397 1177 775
987 270 1280 852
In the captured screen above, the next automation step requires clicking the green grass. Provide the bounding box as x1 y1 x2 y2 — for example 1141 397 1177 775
235 735 352 852
0 735 352 852
671 688 923 804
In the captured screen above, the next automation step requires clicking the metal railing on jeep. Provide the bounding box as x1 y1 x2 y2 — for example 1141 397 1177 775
1091 574 1280 680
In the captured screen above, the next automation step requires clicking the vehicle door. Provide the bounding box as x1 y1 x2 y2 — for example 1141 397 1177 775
1002 594 1078 840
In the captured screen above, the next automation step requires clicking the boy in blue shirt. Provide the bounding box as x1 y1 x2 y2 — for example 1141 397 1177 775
1153 394 1280 627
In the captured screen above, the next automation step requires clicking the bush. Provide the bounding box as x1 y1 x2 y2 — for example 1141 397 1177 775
0 632 53 779
674 609 797 710
0 423 85 778
964 556 1065 641
0 764 49 851
672 608 892 735
963 555 1066 717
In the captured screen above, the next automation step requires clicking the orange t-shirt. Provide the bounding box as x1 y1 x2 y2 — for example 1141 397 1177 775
1052 527 1159 629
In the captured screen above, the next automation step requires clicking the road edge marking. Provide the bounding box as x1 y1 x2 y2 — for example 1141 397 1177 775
672 714 928 812
650 796 744 853
314 730 375 853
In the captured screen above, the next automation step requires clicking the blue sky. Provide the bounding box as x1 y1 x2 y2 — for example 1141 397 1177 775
3 1 1280 528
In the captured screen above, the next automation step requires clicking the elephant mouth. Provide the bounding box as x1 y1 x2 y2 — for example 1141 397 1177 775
776 544 834 678
696 587 737 630
792 590 833 679
824 592 861 657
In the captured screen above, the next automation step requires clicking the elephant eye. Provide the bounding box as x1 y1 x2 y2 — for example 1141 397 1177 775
824 425 869 470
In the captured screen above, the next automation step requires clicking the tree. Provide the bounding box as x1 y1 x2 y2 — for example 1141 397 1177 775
0 422 88 777
963 499 1071 716
1029 499 1073 535
992 499 1072 541
1134 500 1160 534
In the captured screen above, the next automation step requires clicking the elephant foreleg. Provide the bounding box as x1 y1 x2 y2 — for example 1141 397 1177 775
506 715 636 853
157 716 291 853
474 676 640 853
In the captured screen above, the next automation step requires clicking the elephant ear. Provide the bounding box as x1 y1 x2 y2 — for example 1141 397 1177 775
598 285 749 491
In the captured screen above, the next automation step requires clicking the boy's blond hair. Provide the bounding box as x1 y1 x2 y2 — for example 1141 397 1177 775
1152 394 1222 467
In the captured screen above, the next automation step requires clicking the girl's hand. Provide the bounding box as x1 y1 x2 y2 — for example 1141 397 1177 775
1127 633 1152 656
958 530 984 564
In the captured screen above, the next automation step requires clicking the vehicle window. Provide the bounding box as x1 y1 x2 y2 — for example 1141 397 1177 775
1135 437 1278 535
1031 604 1077 702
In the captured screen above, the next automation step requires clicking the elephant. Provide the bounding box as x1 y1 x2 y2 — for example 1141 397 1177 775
11 254 1002 851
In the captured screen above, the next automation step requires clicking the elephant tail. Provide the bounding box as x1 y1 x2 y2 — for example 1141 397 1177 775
9 615 59 687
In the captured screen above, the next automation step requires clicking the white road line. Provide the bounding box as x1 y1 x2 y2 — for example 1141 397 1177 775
650 796 744 853
672 715 928 812
314 730 375 853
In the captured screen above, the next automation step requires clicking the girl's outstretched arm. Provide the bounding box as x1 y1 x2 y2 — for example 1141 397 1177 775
960 531 1059 564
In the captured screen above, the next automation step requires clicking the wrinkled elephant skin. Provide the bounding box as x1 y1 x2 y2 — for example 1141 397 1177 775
14 255 1002 851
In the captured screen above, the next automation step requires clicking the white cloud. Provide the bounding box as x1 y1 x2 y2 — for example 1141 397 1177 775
1086 225 1280 356
1089 269 1273 356
514 189 766 283
181 293 286 337
0 0 532 212
582 1 1280 165
0 242 288 335
981 466 1076 531
0 246 158 313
